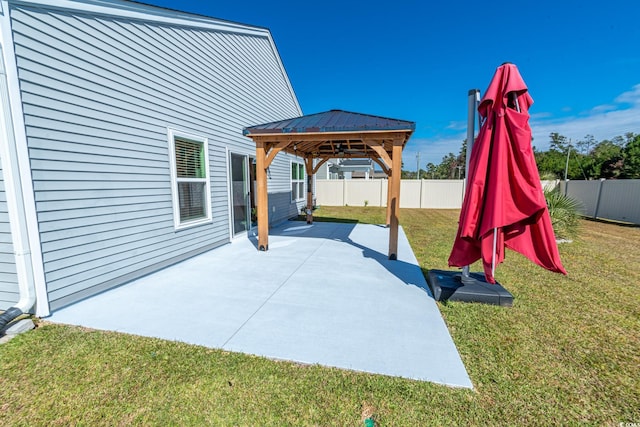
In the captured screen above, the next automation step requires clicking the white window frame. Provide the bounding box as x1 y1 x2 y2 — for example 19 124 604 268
291 159 305 202
167 128 212 230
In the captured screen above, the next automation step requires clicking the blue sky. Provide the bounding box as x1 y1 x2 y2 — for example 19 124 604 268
142 0 640 168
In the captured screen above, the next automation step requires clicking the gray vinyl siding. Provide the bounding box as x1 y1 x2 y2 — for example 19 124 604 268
0 160 20 310
9 3 300 309
268 153 307 223
269 190 303 224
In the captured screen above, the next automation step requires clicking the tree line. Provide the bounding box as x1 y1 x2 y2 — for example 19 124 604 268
404 132 640 180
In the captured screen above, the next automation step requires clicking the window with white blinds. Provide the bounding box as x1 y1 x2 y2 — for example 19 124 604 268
168 129 212 229
291 161 305 202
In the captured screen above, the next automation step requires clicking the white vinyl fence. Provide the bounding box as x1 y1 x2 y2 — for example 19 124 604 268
316 179 640 225
315 179 465 209
559 179 640 225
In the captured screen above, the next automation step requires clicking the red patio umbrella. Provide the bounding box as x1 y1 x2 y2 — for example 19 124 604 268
448 63 567 283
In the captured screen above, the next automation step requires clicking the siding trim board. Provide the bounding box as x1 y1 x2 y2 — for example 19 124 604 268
1 0 303 312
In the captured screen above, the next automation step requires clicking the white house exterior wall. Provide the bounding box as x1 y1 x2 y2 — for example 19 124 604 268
5 0 302 310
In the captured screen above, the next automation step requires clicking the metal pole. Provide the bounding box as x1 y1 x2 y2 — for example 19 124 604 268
462 89 480 279
593 178 606 219
465 89 480 183
491 227 498 278
416 152 420 179
564 145 571 181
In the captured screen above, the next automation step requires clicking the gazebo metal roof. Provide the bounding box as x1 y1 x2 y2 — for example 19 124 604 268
243 109 415 134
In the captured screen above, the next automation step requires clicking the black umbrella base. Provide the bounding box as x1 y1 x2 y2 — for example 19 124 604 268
426 269 513 307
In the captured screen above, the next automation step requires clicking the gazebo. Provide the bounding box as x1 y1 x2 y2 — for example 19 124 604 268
243 110 415 260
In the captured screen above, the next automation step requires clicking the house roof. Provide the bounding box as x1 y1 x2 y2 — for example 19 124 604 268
243 109 415 135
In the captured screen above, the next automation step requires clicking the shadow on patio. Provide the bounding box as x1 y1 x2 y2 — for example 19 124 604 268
268 221 432 296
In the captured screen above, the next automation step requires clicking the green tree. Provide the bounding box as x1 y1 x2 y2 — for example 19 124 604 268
536 133 588 179
576 134 597 155
549 132 570 152
458 139 468 179
435 153 458 179
535 149 566 179
534 132 640 179
427 139 470 179
622 133 640 178
425 162 437 179
590 140 624 179
401 161 415 179
401 170 415 179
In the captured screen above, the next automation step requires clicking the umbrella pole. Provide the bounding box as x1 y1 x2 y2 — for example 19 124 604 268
462 89 481 279
510 92 521 113
492 227 498 277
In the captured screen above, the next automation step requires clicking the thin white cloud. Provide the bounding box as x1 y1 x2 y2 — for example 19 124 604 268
589 104 617 114
614 84 640 105
531 84 640 148
445 120 466 131
530 112 553 120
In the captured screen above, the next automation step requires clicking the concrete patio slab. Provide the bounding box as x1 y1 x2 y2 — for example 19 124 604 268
47 221 473 388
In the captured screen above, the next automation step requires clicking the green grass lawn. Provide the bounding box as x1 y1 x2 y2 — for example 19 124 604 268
1 207 638 425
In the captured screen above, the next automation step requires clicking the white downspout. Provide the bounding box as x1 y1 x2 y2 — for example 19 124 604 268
0 2 48 318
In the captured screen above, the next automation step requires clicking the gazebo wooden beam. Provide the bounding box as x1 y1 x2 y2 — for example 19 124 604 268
364 141 393 170
311 156 331 175
370 157 389 176
265 140 292 168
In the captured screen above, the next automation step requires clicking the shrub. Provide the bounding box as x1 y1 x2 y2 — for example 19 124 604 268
544 188 581 241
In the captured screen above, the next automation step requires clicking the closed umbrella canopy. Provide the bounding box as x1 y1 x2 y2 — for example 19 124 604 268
448 63 567 283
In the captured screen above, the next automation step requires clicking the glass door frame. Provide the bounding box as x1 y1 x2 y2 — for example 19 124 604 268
229 152 251 237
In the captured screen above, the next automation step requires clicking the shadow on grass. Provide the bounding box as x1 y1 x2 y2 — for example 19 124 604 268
581 216 639 228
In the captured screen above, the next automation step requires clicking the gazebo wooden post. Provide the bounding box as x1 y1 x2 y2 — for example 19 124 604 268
386 176 392 226
304 156 314 224
255 141 269 251
388 139 403 260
